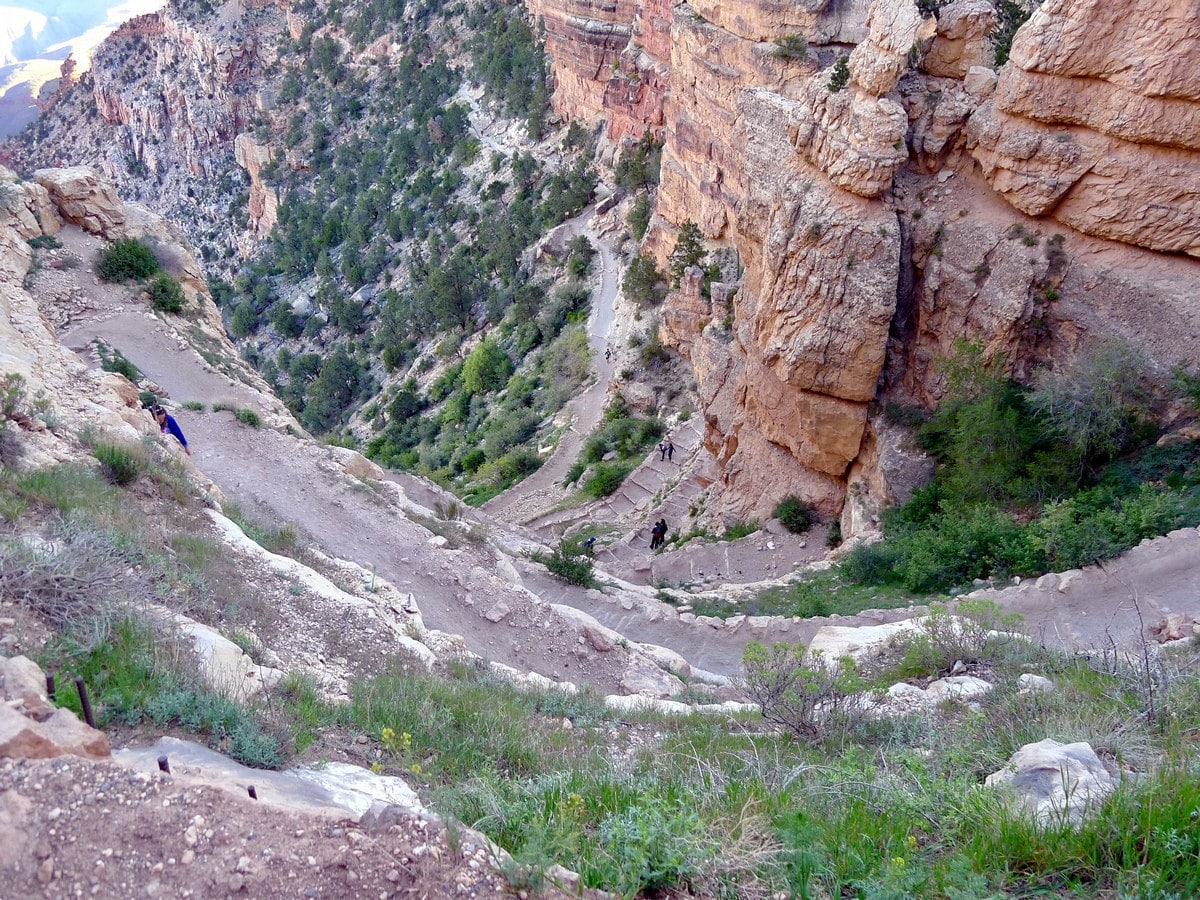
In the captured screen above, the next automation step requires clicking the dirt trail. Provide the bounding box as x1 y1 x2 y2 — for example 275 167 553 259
35 224 1200 687
483 204 620 524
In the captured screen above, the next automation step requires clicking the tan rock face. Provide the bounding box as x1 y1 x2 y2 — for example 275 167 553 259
0 658 111 761
33 167 127 237
968 0 1200 257
847 0 934 97
922 0 994 79
234 133 279 238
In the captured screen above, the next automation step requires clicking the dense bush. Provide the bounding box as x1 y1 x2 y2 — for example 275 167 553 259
97 239 159 282
774 494 816 533
668 220 705 287
841 341 1199 593
622 253 664 306
614 131 662 192
582 462 631 499
148 275 186 313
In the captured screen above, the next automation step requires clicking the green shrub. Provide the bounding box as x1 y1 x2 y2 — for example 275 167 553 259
584 462 631 499
97 238 159 282
28 234 62 249
148 275 186 313
462 337 514 394
774 495 816 533
92 441 147 486
827 55 850 92
532 538 596 587
743 641 867 743
627 192 652 241
183 401 206 412
234 408 262 428
622 252 664 306
230 301 259 337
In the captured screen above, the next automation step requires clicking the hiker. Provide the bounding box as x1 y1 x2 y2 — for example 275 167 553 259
658 442 667 461
649 520 662 550
656 518 669 549
604 347 611 362
153 406 190 456
666 441 675 461
581 536 598 555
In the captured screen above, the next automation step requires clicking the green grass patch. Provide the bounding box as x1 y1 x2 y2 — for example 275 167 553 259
530 537 597 587
690 567 925 620
91 440 150 486
234 407 262 428
43 617 284 768
93 340 141 382
220 499 302 557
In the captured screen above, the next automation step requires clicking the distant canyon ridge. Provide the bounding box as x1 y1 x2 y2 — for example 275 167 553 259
0 0 166 140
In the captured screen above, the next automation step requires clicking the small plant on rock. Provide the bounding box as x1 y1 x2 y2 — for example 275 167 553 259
828 55 851 92
770 33 808 61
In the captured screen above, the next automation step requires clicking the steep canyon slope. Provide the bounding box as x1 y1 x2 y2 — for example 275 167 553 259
530 0 1200 529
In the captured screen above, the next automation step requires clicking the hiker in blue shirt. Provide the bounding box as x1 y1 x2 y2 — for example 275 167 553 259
153 406 190 456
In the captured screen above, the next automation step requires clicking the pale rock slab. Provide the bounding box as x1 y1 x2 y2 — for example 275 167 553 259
985 739 1120 825
115 736 425 821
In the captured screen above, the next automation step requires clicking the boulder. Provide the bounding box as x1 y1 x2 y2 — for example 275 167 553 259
0 704 110 761
618 657 684 698
33 167 127 237
170 615 284 700
1017 673 1055 694
985 739 1119 825
925 675 992 702
1150 613 1195 643
807 619 923 662
922 0 995 79
0 655 56 721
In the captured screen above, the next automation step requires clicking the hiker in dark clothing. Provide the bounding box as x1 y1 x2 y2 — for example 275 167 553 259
153 406 189 456
650 518 669 550
666 441 675 461
658 442 667 461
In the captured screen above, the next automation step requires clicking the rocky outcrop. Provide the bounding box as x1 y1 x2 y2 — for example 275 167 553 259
34 167 127 236
89 10 276 180
968 0 1200 257
532 0 1200 526
234 133 279 238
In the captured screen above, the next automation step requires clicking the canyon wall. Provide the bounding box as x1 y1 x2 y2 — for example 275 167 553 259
533 0 1200 526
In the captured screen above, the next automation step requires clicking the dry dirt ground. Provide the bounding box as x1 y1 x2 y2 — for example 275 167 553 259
0 755 532 899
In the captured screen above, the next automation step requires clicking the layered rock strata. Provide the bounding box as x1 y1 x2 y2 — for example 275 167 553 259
969 0 1200 257
535 0 1200 525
